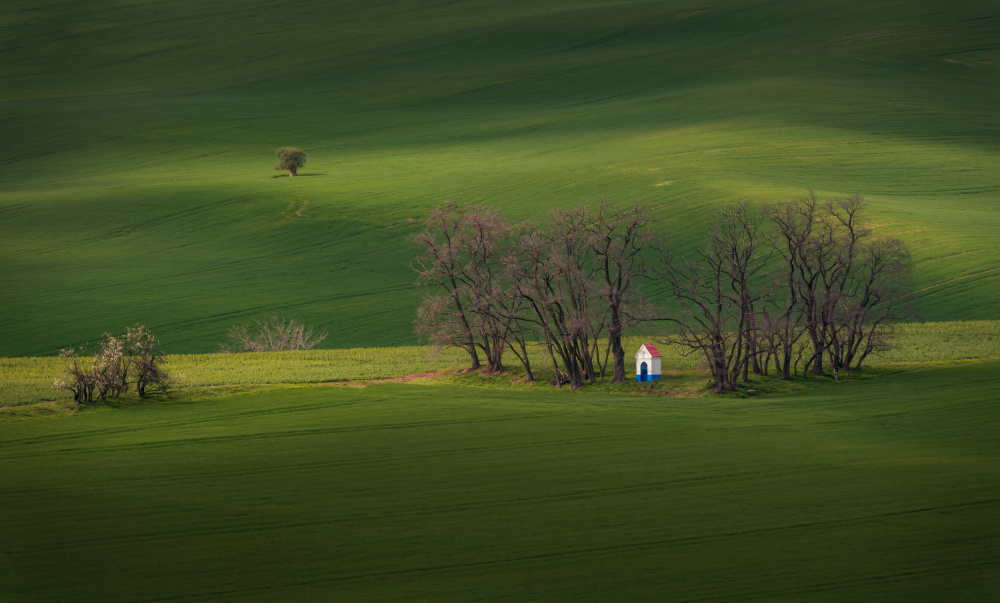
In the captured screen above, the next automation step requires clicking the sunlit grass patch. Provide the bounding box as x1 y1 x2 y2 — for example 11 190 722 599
3 321 998 414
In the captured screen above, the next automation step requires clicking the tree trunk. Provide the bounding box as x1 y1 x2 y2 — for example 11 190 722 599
808 328 826 375
811 352 825 375
289 167 297 177
452 293 480 370
609 314 626 383
515 340 534 382
710 345 728 394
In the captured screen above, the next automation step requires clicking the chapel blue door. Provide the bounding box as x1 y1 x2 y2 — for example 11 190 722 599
640 362 648 381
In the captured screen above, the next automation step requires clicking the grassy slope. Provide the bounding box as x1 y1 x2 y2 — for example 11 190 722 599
1 0 999 356
4 320 999 409
2 360 998 600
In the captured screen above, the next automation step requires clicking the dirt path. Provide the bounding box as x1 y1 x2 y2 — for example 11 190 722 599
325 371 447 388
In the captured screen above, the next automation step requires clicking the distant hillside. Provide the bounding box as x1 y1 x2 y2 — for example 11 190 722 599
1 0 998 355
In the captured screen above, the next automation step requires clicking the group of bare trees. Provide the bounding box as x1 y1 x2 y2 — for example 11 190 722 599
765 194 914 379
413 194 915 393
54 325 171 404
413 199 656 389
658 202 771 393
660 194 914 392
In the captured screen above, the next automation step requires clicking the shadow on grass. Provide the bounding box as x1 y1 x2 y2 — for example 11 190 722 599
431 366 715 397
270 173 327 178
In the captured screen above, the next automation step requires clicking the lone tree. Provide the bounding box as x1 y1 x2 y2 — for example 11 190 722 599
275 147 306 177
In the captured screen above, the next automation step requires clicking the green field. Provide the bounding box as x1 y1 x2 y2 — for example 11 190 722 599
3 1 1000 599
3 361 999 600
2 0 999 355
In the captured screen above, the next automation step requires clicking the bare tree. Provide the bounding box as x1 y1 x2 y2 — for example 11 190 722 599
127 325 171 398
55 336 130 403
586 199 659 382
767 194 914 377
412 202 538 376
412 199 659 387
766 193 840 376
714 202 771 381
459 206 516 373
763 197 816 379
758 304 809 379
54 348 97 404
825 226 913 373
54 325 172 403
94 333 130 400
501 295 538 382
220 317 327 352
509 207 602 389
412 202 481 370
657 202 769 393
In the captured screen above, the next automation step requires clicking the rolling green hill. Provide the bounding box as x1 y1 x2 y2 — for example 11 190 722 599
3 360 998 600
2 0 998 355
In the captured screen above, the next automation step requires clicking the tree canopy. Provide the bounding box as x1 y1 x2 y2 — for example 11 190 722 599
275 147 306 176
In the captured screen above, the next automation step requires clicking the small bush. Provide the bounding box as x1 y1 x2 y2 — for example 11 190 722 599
54 325 171 404
219 317 327 353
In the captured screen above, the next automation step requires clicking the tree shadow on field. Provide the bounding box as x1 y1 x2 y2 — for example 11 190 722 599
270 173 326 178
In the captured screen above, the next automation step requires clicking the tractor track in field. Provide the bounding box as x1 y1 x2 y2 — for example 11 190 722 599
19 470 996 559
106 498 1000 602
907 266 1000 296
0 409 551 459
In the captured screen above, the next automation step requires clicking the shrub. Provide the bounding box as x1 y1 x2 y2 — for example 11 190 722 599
53 325 171 404
219 317 327 353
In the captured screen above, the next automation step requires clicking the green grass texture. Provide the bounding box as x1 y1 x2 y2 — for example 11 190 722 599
1 0 999 356
4 320 998 409
2 360 998 600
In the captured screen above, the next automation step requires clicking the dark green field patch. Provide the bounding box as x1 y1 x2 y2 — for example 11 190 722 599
2 361 998 600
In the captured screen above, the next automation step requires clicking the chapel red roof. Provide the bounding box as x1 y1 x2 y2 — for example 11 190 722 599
642 344 661 357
